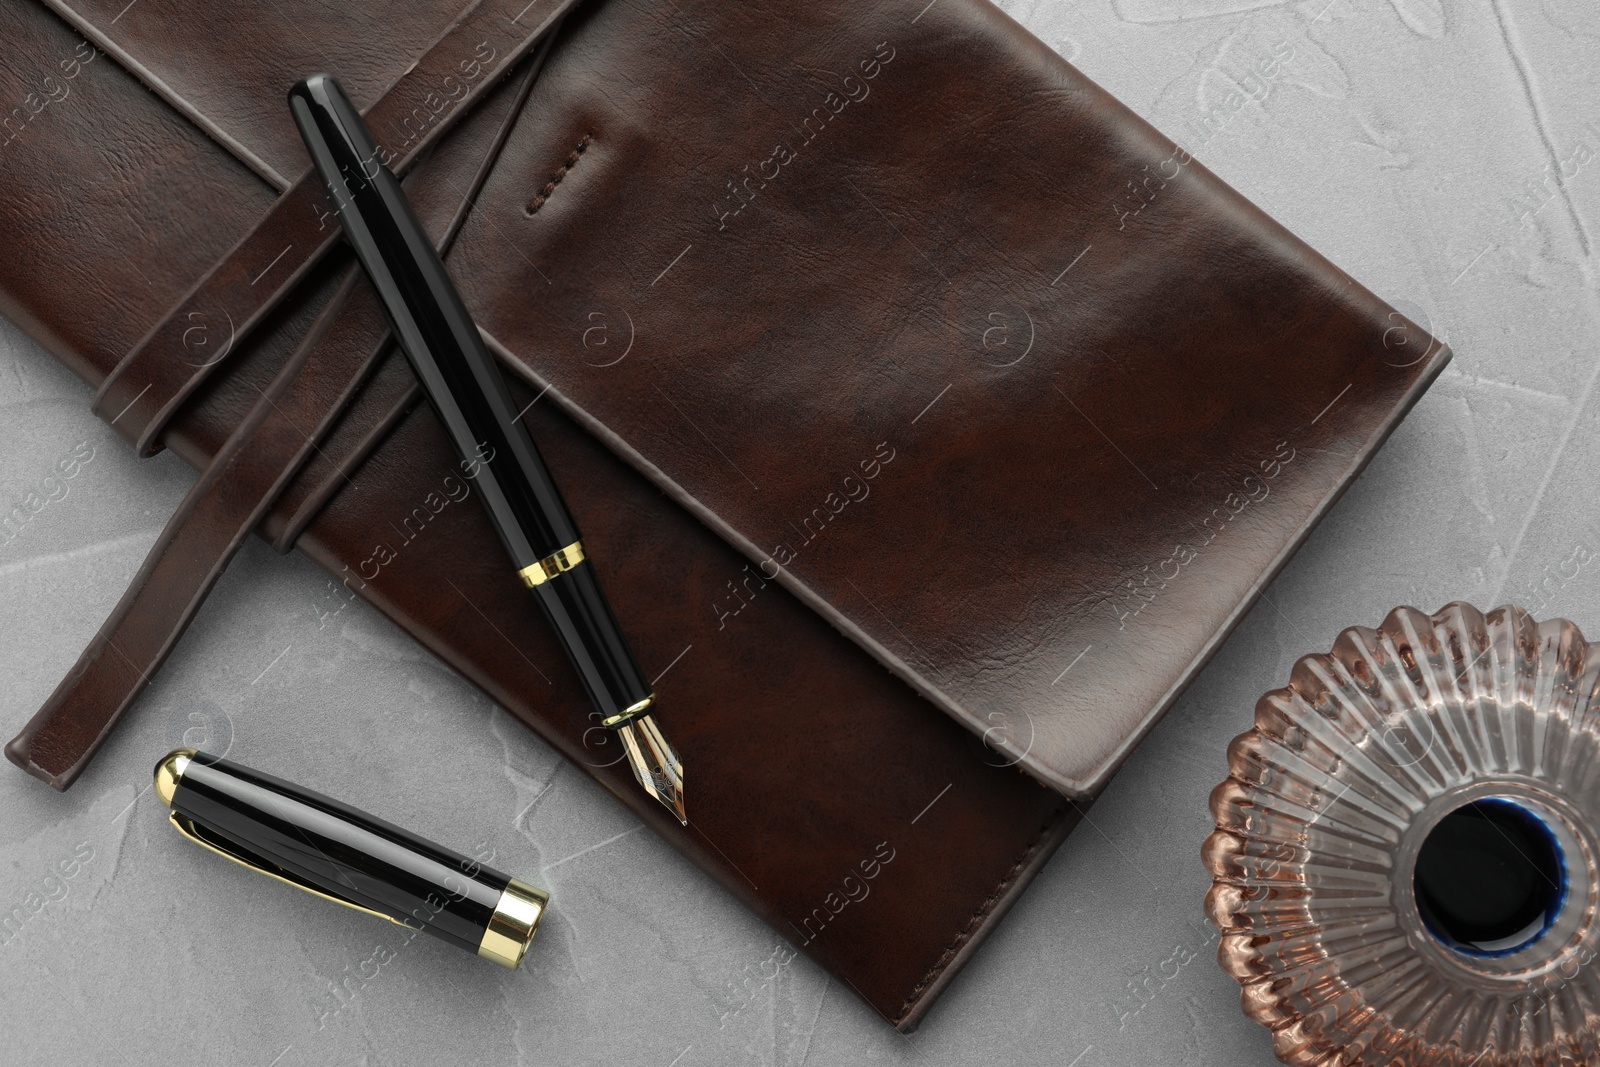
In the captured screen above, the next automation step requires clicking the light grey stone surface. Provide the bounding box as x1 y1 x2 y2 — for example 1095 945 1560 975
2 1 1597 1063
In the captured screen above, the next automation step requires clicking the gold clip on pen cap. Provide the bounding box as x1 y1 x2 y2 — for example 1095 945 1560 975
154 748 548 969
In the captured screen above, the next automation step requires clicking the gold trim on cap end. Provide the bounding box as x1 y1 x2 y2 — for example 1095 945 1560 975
478 877 549 969
153 747 196 807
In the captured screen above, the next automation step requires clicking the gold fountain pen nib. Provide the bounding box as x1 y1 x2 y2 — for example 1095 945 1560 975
616 714 686 824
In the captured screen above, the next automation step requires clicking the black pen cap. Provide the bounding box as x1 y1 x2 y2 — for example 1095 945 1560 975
155 748 548 968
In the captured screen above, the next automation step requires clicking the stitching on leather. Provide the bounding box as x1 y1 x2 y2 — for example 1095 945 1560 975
524 131 593 216
890 801 1070 1026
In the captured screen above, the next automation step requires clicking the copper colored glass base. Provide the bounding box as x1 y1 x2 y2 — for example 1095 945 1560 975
1204 603 1600 1067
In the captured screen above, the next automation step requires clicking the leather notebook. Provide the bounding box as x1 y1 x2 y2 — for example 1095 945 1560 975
0 0 1449 1029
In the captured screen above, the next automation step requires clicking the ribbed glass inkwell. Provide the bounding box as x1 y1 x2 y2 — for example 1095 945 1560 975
1204 604 1599 1066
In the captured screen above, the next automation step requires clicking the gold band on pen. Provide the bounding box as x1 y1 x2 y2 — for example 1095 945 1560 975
600 694 655 728
478 878 549 969
518 540 586 588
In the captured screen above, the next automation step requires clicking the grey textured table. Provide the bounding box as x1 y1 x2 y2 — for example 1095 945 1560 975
3 1 1597 1063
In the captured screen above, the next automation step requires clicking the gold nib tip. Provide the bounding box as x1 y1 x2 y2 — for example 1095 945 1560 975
616 714 686 825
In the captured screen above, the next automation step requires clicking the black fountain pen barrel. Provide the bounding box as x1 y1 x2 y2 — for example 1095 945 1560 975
289 74 655 724
286 73 576 567
533 561 654 722
161 750 512 955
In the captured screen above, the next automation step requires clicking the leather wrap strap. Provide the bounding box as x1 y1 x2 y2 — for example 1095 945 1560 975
90 0 581 458
6 45 550 789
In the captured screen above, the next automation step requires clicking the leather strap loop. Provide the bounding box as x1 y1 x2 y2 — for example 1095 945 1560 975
270 375 424 554
90 0 580 458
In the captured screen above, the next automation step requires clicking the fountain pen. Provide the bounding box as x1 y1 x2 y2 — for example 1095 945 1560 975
289 74 685 823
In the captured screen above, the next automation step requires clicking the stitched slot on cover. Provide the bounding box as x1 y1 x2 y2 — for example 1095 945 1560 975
525 131 594 215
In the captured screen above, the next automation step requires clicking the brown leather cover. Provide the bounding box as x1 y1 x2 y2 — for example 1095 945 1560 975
449 0 1450 795
0 0 1447 1029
